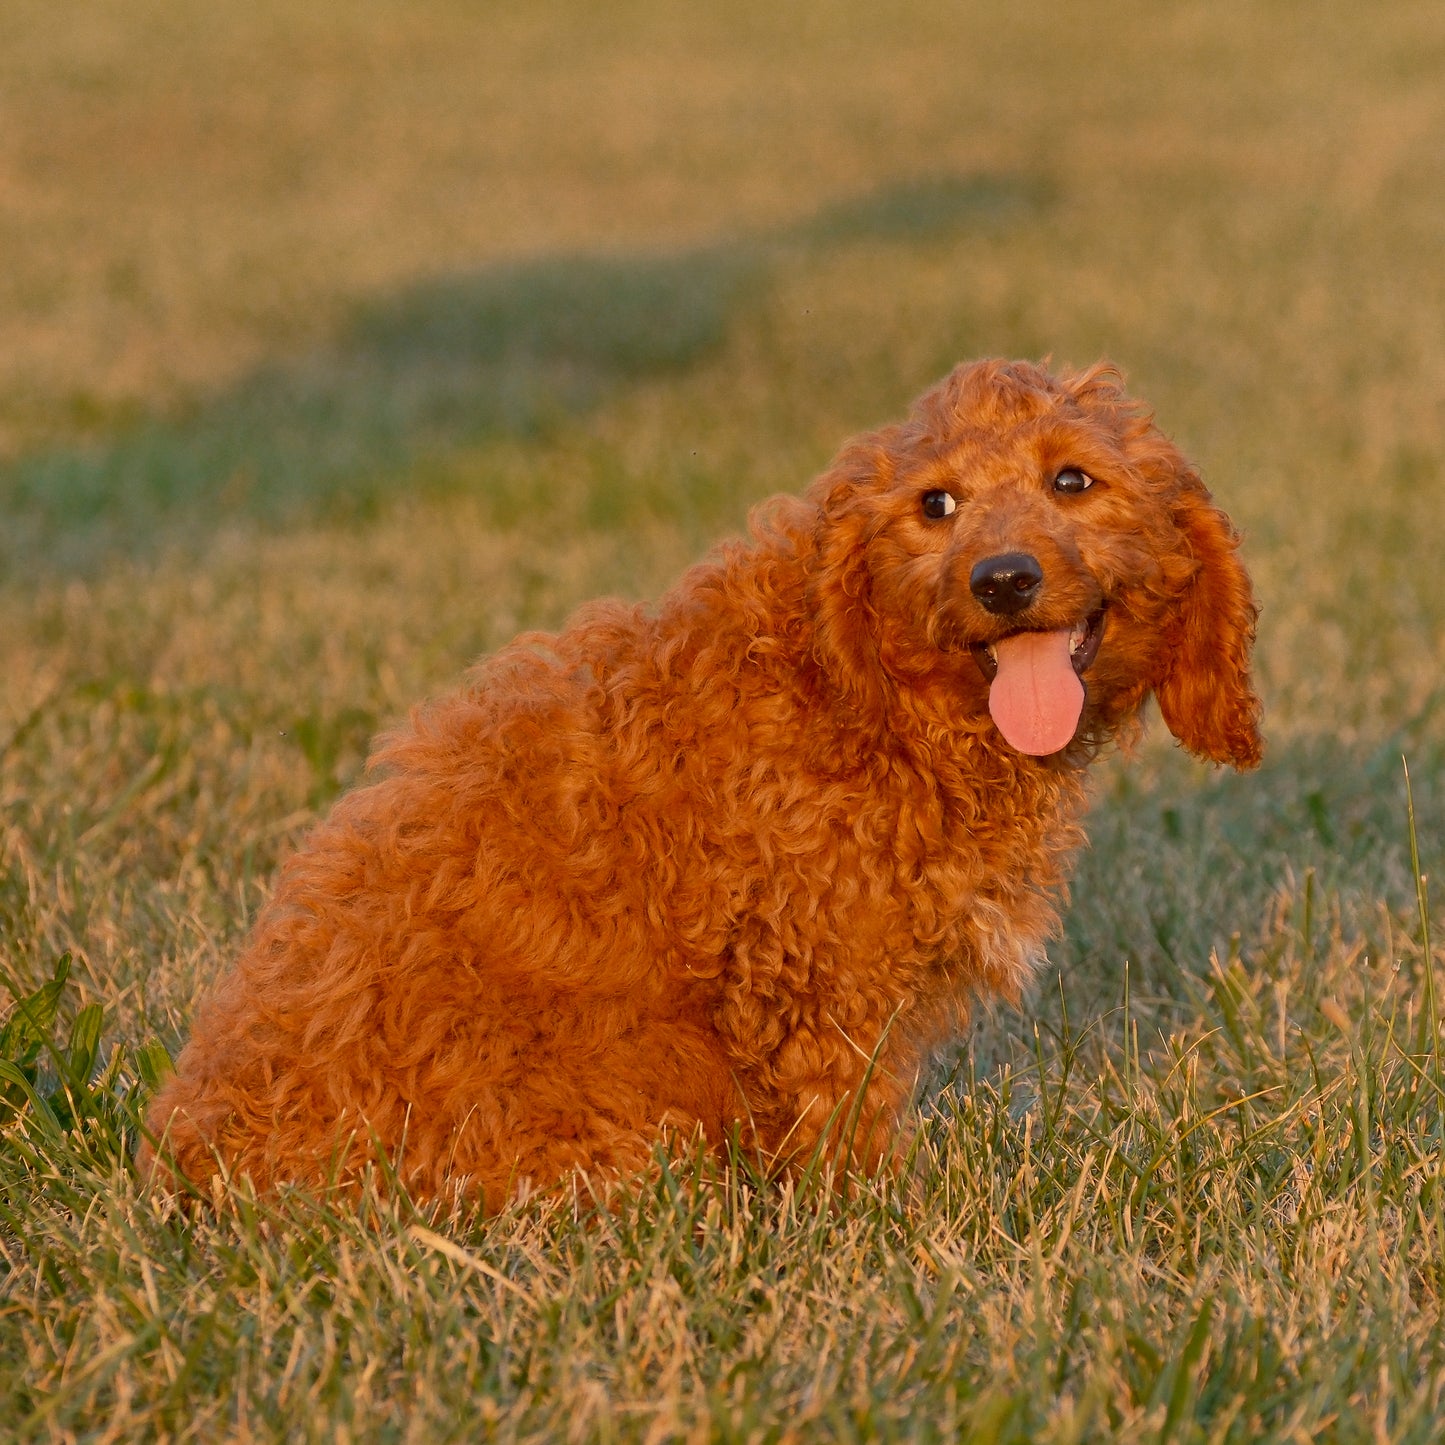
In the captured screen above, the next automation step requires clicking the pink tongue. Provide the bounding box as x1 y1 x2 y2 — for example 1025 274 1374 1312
988 630 1084 756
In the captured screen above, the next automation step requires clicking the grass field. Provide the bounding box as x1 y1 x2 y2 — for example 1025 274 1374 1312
4 0 1445 1438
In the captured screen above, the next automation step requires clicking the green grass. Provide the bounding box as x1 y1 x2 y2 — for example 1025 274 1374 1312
4 0 1445 1437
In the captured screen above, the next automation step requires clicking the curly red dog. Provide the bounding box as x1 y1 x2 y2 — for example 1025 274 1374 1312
144 359 1261 1207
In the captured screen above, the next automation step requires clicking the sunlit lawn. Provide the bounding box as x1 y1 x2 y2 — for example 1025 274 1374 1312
4 1 1445 1438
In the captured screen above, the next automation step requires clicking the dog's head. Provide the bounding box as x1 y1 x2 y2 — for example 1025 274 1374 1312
804 359 1262 768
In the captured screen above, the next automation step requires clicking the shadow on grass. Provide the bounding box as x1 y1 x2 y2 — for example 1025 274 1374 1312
1054 723 1445 1005
4 172 1048 570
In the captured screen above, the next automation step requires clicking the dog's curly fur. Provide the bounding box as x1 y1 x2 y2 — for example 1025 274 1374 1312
144 359 1262 1208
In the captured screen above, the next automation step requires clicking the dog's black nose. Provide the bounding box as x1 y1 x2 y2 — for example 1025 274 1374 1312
970 552 1044 615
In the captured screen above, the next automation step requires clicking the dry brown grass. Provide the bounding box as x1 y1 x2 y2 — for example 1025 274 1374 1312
4 0 1445 1437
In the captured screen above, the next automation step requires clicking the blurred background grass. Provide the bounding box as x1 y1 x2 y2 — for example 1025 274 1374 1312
6 0 1444 1000
5 0 1445 1435
3 0 1444 1059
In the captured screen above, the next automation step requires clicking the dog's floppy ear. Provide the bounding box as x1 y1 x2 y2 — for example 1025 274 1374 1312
802 435 898 717
1153 476 1263 769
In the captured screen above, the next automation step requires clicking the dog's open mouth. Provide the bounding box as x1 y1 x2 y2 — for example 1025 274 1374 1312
969 609 1105 756
969 609 1104 683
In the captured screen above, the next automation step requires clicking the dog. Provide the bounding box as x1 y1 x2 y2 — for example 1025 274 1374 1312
143 359 1261 1208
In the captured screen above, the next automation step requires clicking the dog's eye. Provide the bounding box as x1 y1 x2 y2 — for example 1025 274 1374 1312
921 490 957 519
1053 468 1094 495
